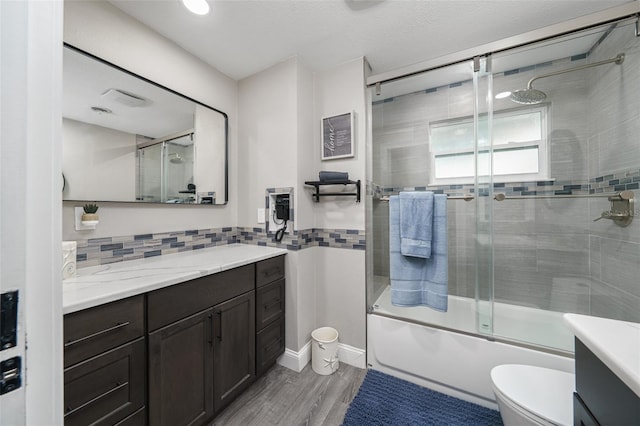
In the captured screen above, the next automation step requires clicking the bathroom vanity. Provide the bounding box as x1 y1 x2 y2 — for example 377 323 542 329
62 245 286 426
564 314 640 426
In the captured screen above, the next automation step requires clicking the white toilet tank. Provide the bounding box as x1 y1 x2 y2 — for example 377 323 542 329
491 364 574 426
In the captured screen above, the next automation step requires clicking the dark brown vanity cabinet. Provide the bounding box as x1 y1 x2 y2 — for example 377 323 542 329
255 256 285 377
573 338 640 426
64 255 285 426
147 264 256 425
63 295 146 426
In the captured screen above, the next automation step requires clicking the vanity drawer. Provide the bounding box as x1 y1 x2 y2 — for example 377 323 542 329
64 337 145 426
256 255 285 288
147 264 254 332
256 279 284 330
64 295 144 368
256 318 285 376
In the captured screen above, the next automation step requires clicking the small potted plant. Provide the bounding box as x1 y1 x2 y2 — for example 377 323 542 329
81 203 99 225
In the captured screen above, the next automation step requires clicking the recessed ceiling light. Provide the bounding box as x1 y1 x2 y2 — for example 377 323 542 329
495 91 512 99
182 0 210 15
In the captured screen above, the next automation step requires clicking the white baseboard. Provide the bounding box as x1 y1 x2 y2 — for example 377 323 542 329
278 341 366 372
278 341 311 373
337 342 367 369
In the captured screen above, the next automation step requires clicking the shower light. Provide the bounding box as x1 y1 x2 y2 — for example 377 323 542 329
182 0 210 15
495 91 512 99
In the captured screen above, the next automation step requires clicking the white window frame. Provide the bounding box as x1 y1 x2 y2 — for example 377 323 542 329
428 105 549 185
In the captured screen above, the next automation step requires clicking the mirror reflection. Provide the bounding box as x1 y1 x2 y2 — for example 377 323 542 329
62 45 228 205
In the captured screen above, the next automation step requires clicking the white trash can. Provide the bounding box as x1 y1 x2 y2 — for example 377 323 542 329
311 327 339 375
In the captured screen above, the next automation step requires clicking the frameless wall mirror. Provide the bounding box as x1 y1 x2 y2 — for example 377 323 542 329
62 44 228 205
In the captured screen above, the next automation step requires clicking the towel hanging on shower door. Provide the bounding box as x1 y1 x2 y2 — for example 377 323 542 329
389 193 448 312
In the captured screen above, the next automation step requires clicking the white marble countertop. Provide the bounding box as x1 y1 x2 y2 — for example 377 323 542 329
564 313 640 398
63 244 287 315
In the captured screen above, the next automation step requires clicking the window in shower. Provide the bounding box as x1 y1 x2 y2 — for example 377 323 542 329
429 105 548 185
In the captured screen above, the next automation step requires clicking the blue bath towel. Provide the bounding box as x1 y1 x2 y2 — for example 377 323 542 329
389 194 448 311
399 191 434 258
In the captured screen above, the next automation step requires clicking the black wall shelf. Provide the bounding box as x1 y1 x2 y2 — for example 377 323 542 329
304 180 361 203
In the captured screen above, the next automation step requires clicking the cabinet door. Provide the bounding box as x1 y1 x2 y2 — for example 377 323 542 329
148 308 214 426
213 291 255 413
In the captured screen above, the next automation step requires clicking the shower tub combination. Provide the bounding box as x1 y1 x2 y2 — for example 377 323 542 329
366 5 640 410
368 286 574 408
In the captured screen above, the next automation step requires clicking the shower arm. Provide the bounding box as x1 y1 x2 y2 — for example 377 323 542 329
526 53 625 89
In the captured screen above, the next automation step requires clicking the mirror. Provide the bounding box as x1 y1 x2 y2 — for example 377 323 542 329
62 44 228 205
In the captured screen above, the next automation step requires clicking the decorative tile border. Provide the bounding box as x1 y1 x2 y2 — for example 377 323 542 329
76 227 238 268
371 167 640 199
76 226 366 268
236 227 365 251
590 168 640 193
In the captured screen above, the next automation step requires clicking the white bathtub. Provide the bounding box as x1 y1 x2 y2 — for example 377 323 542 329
368 287 575 408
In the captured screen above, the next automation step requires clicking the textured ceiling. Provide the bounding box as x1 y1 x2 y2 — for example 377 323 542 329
110 0 632 81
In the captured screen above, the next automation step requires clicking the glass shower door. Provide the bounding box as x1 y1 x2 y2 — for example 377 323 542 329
366 57 495 337
488 18 640 352
137 143 162 202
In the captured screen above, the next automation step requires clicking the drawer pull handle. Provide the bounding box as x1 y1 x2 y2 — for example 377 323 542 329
208 314 213 347
264 300 281 310
216 311 223 341
262 266 281 278
64 322 130 348
64 381 128 417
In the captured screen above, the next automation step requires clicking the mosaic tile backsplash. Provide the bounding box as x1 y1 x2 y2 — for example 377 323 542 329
76 227 366 268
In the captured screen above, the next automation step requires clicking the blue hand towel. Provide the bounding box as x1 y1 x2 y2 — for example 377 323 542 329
389 194 448 312
399 191 434 258
319 171 349 182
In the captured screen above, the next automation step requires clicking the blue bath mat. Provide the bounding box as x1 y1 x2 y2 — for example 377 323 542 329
342 369 503 426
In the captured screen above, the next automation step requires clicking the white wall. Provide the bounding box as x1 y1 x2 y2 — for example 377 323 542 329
311 59 367 353
313 59 367 230
237 57 368 356
237 57 299 228
63 1 238 240
63 118 137 201
238 57 318 352
0 1 64 424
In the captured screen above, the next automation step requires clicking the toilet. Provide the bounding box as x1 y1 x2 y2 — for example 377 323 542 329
490 364 574 426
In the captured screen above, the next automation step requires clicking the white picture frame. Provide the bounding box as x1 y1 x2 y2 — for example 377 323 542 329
321 112 354 160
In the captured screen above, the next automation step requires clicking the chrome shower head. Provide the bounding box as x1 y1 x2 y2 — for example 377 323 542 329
509 53 624 105
168 153 184 164
510 88 547 105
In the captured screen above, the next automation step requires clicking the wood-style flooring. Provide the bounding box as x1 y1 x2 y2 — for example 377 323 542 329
211 363 367 426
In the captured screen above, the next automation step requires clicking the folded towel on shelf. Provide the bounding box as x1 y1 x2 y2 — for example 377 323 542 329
319 171 349 182
399 191 434 258
389 194 448 312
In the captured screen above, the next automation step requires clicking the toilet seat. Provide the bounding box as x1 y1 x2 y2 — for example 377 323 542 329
491 364 574 426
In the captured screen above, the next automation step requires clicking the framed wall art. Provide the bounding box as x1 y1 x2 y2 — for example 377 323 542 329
321 112 354 160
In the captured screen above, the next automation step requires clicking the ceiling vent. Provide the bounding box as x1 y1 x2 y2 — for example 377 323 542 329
102 88 148 107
